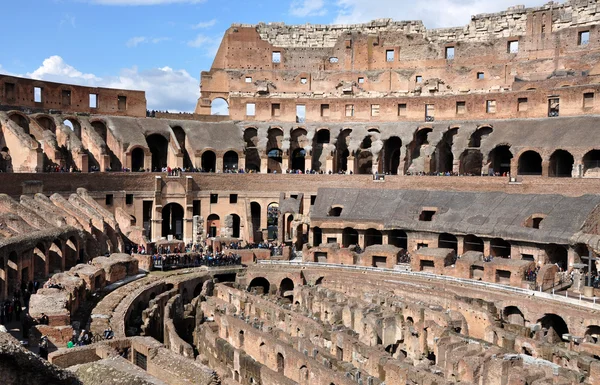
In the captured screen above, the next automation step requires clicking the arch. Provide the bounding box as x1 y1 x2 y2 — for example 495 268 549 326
490 238 511 258
63 118 81 139
328 206 343 217
299 365 309 382
202 150 216 172
488 145 513 175
468 126 493 148
548 150 573 177
8 112 30 134
223 150 239 171
146 134 168 171
65 236 79 269
517 150 542 175
438 233 458 254
49 240 63 273
537 313 569 338
277 352 285 373
267 148 283 174
267 203 279 240
230 214 241 238
91 120 107 143
291 148 306 172
285 214 294 241
312 226 322 247
248 277 270 295
243 128 261 171
207 214 220 238
503 306 525 326
583 150 600 177
464 234 484 253
36 116 56 133
312 129 330 172
357 150 373 174
545 244 568 270
585 325 600 343
279 277 294 301
131 147 145 172
342 227 358 247
388 229 407 249
432 127 458 174
211 98 229 115
364 228 383 248
162 203 184 240
172 126 192 169
33 243 46 280
250 202 262 242
238 330 245 347
383 136 402 175
459 149 483 176
335 129 351 173
405 127 433 173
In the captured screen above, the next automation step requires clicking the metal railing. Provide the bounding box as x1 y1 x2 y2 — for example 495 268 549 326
257 260 600 310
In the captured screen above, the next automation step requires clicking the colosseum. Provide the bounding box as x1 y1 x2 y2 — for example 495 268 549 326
3 1 600 384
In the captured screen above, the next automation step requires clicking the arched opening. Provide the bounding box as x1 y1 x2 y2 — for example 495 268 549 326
459 149 483 176
250 202 262 242
518 150 542 176
49 240 63 273
438 233 458 254
230 214 241 238
291 148 306 172
162 203 184 240
248 277 270 295
267 149 283 174
65 236 79 269
238 330 244 347
9 113 30 134
342 227 358 247
279 278 294 302
131 147 145 172
468 126 493 148
146 134 168 171
285 214 294 241
244 128 261 172
389 229 407 249
267 203 279 240
364 228 383 248
312 129 330 172
223 151 239 172
432 127 458 174
503 306 525 326
211 98 229 115
488 145 513 175
312 227 322 246
583 150 600 177
464 234 484 253
277 353 285 373
207 214 220 238
91 121 107 143
37 116 56 133
335 129 351 173
267 128 284 173
405 127 432 173
548 150 573 177
201 150 216 172
63 118 81 139
33 243 46 280
490 238 511 258
383 136 402 175
299 365 309 382
172 126 192 169
585 325 600 343
545 244 568 271
357 150 373 174
537 313 569 339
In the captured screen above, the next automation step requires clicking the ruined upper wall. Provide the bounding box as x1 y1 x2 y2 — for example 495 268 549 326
0 75 147 118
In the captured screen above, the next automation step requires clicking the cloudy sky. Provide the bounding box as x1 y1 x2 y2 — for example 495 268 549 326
1 0 556 112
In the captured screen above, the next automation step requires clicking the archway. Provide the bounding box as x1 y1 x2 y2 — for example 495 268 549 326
405 127 432 173
503 306 525 326
312 129 330 172
583 150 600 177
518 150 542 175
459 149 483 175
537 313 569 338
146 134 168 171
364 229 383 248
285 215 294 241
342 227 358 247
91 121 107 143
63 118 81 138
267 149 283 174
585 325 600 343
250 202 262 242
207 214 220 238
464 234 484 253
490 238 511 258
432 127 458 174
211 98 229 115
248 277 270 295
488 145 513 175
162 203 184 240
9 113 30 134
223 151 239 172
279 278 294 302
267 203 279 240
335 129 351 173
230 214 241 238
312 227 322 247
49 240 63 273
33 243 46 280
290 128 308 172
202 151 216 172
277 353 285 373
357 150 373 174
131 147 145 172
548 150 573 177
172 126 192 169
468 126 493 148
383 136 402 175
65 236 79 269
438 233 458 254
244 128 261 172
37 116 56 133
388 229 407 249
545 244 568 271
291 148 306 172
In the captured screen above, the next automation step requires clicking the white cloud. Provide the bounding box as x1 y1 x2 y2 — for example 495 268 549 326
187 34 211 48
290 0 327 17
89 0 206 5
13 55 199 112
59 14 76 28
187 34 221 57
126 36 169 47
333 0 562 28
192 19 217 29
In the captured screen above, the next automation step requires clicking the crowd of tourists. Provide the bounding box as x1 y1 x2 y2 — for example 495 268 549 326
149 241 242 270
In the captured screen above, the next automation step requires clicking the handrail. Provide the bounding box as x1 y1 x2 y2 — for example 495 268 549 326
256 260 600 311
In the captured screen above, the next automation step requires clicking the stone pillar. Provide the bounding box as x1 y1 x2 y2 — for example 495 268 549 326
326 157 333 173
483 240 491 256
382 233 389 245
145 152 152 171
541 160 550 177
372 160 379 175
510 158 518 178
456 235 465 256
358 231 365 249
347 156 355 174
216 155 224 173
260 156 268 173
100 154 111 172
282 155 289 172
78 153 88 173
305 155 312 172
453 158 460 175
238 157 246 172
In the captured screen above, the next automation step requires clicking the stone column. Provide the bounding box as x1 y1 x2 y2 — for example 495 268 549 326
347 156 355 174
483 240 491 256
358 231 365 249
326 156 333 173
216 156 224 173
260 156 268 173
542 160 550 177
456 235 465 256
282 155 289 172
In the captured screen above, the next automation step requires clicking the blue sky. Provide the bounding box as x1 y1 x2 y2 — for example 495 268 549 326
1 0 555 112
